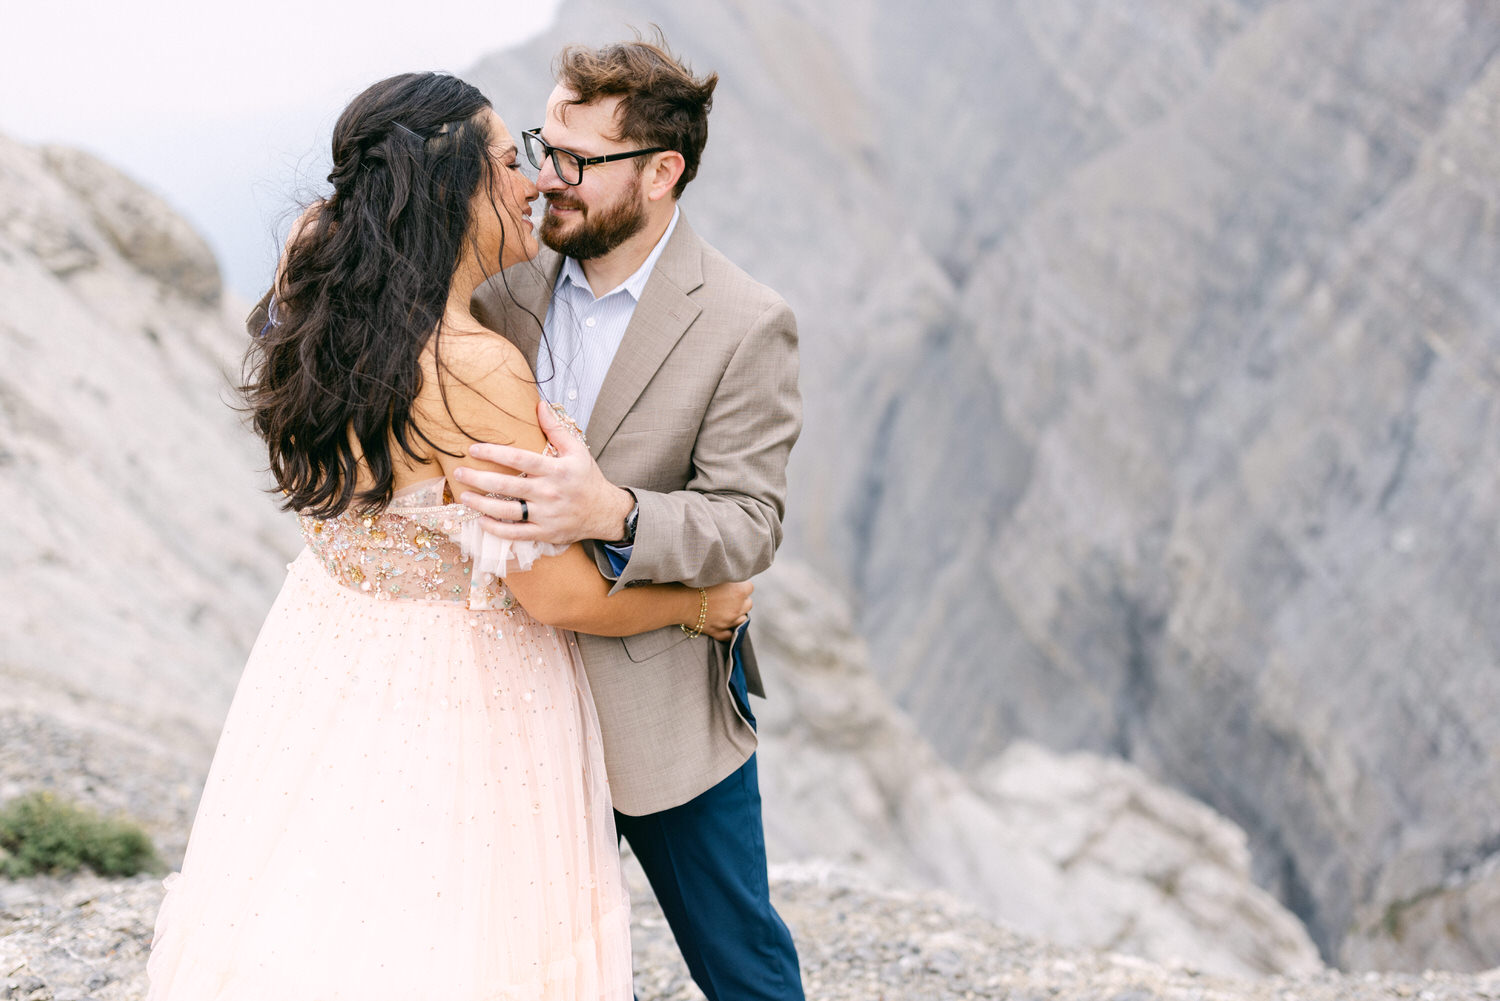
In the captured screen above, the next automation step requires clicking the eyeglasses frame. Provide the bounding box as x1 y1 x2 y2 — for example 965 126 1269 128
522 127 669 185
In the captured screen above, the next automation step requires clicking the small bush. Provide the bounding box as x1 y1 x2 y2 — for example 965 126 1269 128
0 791 161 878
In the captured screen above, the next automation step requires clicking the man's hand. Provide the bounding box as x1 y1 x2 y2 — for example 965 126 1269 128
454 400 636 546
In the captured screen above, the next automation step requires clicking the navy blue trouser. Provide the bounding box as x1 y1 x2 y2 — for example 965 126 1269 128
614 645 805 1001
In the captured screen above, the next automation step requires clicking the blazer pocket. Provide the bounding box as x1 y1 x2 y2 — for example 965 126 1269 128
622 624 694 663
613 407 702 436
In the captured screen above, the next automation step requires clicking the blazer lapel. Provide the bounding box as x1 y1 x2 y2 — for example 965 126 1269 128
585 217 704 458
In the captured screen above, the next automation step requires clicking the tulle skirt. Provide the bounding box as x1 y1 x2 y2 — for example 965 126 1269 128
146 550 631 1000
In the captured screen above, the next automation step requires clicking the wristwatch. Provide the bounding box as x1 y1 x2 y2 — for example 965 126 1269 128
620 497 639 545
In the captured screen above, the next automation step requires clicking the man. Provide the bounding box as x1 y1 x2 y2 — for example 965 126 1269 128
456 36 805 1001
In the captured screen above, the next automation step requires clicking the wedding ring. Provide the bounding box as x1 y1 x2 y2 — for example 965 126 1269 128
518 499 529 523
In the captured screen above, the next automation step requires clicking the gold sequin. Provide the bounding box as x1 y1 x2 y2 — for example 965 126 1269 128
299 479 511 608
296 411 583 610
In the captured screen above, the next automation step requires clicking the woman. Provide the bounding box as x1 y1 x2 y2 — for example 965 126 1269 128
145 73 750 1000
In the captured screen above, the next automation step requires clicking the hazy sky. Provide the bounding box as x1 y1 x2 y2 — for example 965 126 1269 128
2 0 563 299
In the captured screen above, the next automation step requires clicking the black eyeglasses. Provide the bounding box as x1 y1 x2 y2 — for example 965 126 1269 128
522 128 667 185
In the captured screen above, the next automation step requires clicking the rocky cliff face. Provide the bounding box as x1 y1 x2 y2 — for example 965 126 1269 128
0 133 299 861
5 0 1495 978
0 128 1326 977
470 0 1500 971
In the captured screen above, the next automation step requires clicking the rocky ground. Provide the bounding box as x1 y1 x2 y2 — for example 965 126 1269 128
5 864 1500 1001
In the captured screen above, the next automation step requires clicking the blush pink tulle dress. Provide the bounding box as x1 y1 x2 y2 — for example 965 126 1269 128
145 475 632 1000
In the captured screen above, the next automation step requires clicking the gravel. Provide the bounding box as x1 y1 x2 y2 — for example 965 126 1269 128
6 863 1500 1000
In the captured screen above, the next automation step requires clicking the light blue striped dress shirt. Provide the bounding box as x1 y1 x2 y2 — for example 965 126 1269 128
536 207 680 434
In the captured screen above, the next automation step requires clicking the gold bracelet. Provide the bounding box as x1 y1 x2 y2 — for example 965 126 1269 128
681 588 708 638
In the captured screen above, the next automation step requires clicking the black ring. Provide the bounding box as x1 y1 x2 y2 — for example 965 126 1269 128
518 499 529 523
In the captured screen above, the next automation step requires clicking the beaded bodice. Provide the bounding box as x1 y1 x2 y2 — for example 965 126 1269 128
300 479 499 608
298 404 580 609
299 478 564 610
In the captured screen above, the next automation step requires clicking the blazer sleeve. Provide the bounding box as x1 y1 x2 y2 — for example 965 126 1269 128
603 297 802 594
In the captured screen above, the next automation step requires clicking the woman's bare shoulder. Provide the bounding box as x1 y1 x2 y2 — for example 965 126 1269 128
422 327 539 409
416 326 543 450
429 325 532 380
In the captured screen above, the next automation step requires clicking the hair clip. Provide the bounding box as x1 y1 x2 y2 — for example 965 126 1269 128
393 122 425 142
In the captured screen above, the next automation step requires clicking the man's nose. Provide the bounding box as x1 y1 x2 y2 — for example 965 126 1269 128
536 156 565 192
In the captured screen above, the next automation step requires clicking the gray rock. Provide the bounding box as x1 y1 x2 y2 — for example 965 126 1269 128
753 562 1321 977
915 2 1500 972
39 147 220 306
0 117 1326 980
5 0 1497 984
466 0 1500 972
0 131 300 866
0 115 1321 988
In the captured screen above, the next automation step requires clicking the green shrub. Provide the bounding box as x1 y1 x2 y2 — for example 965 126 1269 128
0 791 161 878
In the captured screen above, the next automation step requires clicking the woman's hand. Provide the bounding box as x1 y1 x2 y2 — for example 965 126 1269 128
698 581 753 641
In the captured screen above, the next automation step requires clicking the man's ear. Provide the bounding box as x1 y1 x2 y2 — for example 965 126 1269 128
646 151 686 202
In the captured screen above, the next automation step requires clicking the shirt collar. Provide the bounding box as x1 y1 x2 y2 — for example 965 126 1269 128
557 206 680 303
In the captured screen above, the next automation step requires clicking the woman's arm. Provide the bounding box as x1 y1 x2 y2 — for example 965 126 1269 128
508 546 751 638
418 329 751 638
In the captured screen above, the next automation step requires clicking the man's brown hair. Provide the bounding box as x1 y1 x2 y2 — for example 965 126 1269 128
554 30 718 198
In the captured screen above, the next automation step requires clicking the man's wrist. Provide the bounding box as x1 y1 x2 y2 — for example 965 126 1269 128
600 486 637 543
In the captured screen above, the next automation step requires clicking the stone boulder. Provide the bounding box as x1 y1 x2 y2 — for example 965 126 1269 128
753 561 1321 977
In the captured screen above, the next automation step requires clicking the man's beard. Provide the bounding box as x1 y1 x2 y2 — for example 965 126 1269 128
539 176 648 260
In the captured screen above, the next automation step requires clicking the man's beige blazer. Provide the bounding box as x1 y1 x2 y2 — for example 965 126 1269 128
472 214 802 816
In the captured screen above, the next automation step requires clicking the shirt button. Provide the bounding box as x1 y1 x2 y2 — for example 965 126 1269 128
585 317 597 328
567 390 578 401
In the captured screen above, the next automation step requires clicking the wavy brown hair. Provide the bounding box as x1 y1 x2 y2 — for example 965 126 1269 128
554 30 718 198
241 73 508 519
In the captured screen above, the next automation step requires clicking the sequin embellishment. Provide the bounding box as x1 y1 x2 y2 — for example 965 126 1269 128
299 480 511 609
298 406 583 610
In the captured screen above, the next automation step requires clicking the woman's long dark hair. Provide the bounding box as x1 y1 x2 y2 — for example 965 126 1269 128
242 72 503 519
